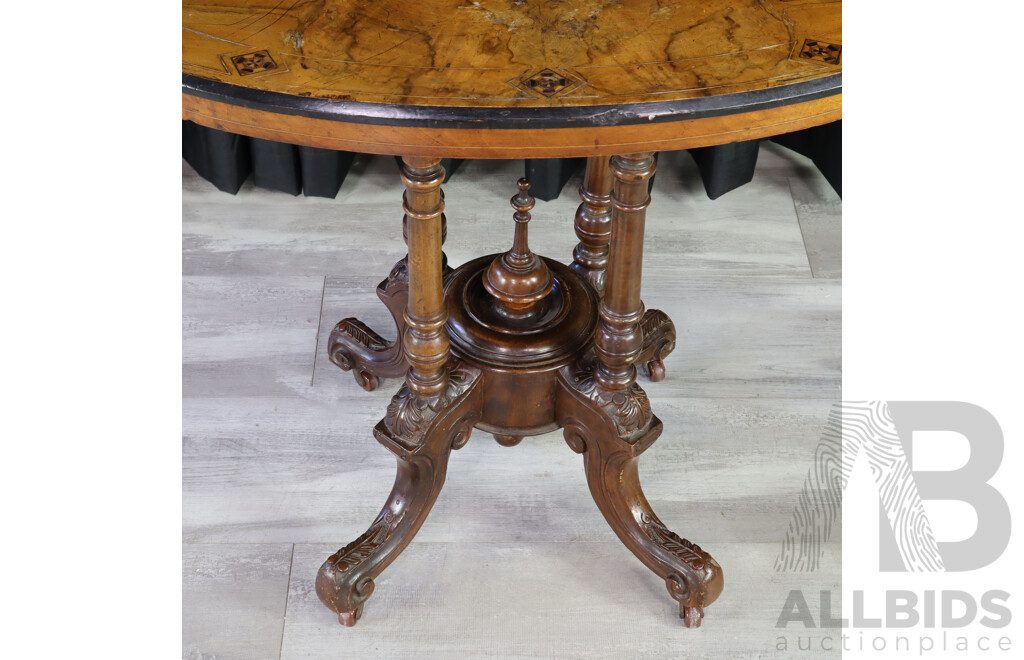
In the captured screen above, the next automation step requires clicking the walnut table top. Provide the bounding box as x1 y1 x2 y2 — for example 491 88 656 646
182 0 841 157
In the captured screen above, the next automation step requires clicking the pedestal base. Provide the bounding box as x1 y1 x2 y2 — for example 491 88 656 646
445 254 597 438
317 157 721 628
317 252 723 627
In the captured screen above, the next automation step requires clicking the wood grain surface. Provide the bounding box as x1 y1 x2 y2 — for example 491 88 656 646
183 0 840 109
182 0 841 154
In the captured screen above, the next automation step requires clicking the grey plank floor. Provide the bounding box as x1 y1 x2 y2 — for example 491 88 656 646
183 146 842 659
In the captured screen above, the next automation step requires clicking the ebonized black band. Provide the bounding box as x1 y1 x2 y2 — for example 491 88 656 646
183 73 841 131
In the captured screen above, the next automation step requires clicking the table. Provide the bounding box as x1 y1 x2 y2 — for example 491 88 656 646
182 0 841 628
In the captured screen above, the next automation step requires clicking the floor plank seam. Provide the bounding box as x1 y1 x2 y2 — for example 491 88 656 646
788 178 817 279
279 543 295 660
310 275 327 386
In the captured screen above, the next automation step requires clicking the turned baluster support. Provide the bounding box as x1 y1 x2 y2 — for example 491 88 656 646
571 156 613 295
593 154 654 392
328 196 451 392
400 157 451 398
572 156 676 383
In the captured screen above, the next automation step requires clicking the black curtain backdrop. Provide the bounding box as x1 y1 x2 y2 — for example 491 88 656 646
183 120 841 201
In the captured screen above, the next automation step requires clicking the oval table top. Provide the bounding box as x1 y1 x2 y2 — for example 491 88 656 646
182 0 841 157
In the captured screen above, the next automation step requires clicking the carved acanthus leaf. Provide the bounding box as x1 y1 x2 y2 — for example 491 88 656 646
328 510 403 573
640 308 671 336
384 365 476 443
639 308 676 361
566 360 652 436
640 512 712 571
387 259 409 286
333 319 389 352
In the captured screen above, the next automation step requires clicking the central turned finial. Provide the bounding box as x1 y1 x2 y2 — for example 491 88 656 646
483 178 555 317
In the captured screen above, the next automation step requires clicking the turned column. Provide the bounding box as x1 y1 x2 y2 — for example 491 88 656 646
402 205 448 261
400 157 450 397
570 156 614 295
594 153 656 391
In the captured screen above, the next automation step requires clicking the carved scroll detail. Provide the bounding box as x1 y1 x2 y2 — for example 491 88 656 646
640 510 721 627
387 259 409 286
637 308 676 382
556 361 722 627
328 510 405 573
640 308 672 340
327 255 412 391
383 363 478 447
565 358 652 437
328 253 453 392
641 512 712 571
331 320 389 368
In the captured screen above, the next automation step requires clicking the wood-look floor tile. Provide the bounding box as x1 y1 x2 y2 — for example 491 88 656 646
183 543 293 660
183 276 324 397
184 397 837 545
790 175 842 279
281 541 839 659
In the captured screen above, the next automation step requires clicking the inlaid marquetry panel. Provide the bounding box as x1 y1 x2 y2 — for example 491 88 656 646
182 0 841 109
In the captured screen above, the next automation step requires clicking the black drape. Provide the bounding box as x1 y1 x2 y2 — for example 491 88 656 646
183 120 841 200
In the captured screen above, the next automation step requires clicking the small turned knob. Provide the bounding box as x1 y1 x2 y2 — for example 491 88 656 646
484 179 555 313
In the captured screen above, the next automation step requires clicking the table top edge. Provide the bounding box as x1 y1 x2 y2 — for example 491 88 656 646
182 72 841 131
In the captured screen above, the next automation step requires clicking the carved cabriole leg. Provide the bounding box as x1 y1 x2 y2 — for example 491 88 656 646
571 155 676 383
317 157 479 625
315 360 482 625
557 153 723 626
556 367 723 626
328 210 451 392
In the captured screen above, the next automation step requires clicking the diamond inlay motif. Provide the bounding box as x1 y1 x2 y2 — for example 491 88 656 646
231 50 279 76
512 68 585 98
797 40 841 66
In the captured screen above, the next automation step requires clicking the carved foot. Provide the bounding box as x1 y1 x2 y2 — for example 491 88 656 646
682 605 703 628
338 606 363 627
329 319 387 391
328 259 411 391
556 357 723 625
316 361 482 624
637 309 676 382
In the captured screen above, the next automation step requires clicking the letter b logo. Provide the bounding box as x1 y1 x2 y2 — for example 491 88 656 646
882 402 1010 571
